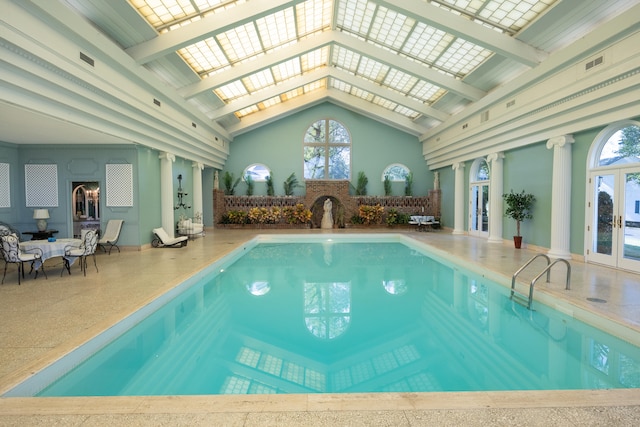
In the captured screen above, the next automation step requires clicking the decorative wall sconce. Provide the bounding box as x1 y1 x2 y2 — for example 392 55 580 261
175 174 191 210
33 209 50 231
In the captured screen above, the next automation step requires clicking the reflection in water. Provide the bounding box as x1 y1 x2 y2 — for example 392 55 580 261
30 242 640 397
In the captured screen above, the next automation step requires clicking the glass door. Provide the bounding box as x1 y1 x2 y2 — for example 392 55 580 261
469 183 489 237
589 168 640 272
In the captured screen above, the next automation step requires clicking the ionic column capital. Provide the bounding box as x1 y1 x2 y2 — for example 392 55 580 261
546 135 575 149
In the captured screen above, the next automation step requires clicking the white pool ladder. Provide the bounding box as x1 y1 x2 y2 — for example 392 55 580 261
511 254 571 310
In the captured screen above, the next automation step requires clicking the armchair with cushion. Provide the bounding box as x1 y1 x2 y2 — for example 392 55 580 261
1 233 47 284
177 217 204 238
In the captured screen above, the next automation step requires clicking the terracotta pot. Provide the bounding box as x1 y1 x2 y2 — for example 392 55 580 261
513 236 523 248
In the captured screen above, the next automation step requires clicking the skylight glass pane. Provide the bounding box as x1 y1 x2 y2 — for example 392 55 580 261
372 96 398 111
272 58 301 82
129 0 242 31
242 70 275 92
401 22 452 65
435 0 555 33
368 6 415 50
336 0 376 35
256 8 296 50
214 80 248 101
259 96 281 109
304 79 326 93
332 46 361 73
179 37 229 75
383 69 418 94
436 38 492 76
282 87 304 101
357 57 389 83
235 104 259 118
300 47 329 72
216 23 262 63
331 79 351 93
409 81 445 104
296 0 332 36
395 105 419 119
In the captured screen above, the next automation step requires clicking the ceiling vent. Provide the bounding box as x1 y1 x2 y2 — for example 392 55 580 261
192 122 197 128
153 98 161 107
79 52 94 67
506 99 516 108
585 55 604 71
462 123 468 129
480 110 489 123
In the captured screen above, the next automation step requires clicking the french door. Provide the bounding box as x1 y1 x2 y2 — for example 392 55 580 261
469 182 489 237
589 167 640 272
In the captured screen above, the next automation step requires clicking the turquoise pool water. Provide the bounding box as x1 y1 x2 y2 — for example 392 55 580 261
6 235 640 396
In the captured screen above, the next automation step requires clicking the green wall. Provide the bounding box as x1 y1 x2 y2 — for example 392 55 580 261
223 103 432 197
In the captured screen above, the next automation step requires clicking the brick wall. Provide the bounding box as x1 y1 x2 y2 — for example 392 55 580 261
214 182 441 227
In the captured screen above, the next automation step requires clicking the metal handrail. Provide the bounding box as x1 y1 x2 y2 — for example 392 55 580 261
511 254 571 310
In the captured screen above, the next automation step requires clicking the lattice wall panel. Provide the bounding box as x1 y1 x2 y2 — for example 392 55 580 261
0 163 9 208
25 164 58 207
106 164 133 207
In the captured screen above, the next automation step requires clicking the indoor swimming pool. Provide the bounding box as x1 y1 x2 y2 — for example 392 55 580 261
5 234 640 396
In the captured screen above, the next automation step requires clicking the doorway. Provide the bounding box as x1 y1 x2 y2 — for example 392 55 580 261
469 158 490 238
72 182 100 238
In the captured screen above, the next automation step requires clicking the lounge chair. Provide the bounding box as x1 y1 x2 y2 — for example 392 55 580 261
98 219 124 254
152 227 188 248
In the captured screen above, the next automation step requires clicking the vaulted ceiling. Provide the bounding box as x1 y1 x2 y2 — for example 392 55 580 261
60 0 635 140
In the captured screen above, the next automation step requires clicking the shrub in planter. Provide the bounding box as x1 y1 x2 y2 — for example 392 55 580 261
221 210 248 224
358 204 384 225
248 207 281 224
283 203 312 224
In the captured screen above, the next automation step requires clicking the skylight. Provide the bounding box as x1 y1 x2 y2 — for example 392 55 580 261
128 0 557 124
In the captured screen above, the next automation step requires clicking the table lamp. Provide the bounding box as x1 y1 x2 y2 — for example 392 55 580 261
33 209 50 232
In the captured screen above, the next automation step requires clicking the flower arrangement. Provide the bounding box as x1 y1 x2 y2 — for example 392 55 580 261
221 210 248 224
358 204 384 225
283 203 312 224
248 207 281 224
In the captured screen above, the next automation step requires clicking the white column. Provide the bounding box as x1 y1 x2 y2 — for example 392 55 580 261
159 152 176 237
547 135 574 259
452 162 465 235
192 162 204 221
487 152 504 244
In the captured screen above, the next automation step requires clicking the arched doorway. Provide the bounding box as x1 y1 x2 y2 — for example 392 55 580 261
469 158 490 238
586 121 640 272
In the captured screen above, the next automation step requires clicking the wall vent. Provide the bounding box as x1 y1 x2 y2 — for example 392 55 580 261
153 98 161 107
506 99 515 108
192 122 197 128
480 110 489 123
585 55 604 71
79 52 94 67
462 123 468 129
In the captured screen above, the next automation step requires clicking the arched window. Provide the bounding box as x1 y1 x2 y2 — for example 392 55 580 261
382 163 410 181
243 163 271 182
303 119 351 180
587 121 640 272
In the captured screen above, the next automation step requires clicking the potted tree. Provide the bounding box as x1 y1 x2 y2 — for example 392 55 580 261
503 189 535 248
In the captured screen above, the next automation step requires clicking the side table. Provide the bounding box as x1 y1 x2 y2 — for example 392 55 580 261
22 230 59 240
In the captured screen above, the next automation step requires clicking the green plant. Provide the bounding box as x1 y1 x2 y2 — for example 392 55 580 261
355 171 368 195
502 189 535 237
283 172 301 196
245 174 254 196
383 174 392 196
358 204 384 225
223 171 241 195
265 174 275 196
404 171 413 196
282 203 312 224
386 208 410 226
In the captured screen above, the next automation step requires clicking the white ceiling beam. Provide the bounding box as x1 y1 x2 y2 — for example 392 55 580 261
208 68 329 120
333 32 486 101
378 0 547 67
125 0 298 64
326 89 429 136
330 68 450 123
180 31 334 99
